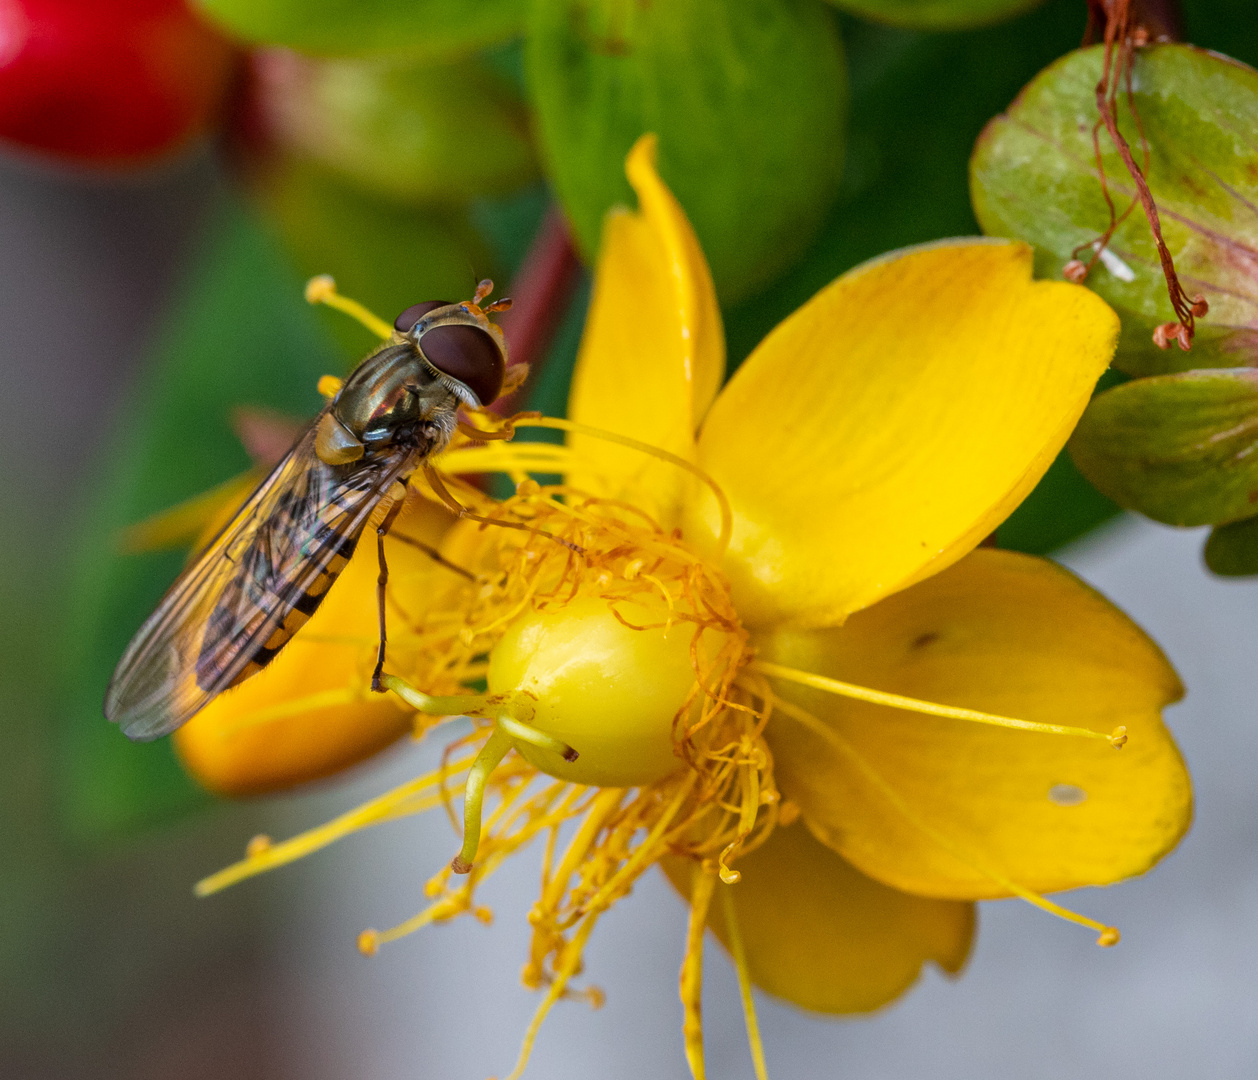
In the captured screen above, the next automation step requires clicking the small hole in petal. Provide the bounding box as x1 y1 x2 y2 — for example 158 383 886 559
911 631 939 649
1048 783 1087 807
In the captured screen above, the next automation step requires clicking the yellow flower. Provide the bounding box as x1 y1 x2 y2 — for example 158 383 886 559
185 135 1191 1079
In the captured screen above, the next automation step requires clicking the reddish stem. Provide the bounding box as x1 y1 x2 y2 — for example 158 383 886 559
492 207 583 415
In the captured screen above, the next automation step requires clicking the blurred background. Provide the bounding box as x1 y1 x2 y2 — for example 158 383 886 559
2 0 1258 1077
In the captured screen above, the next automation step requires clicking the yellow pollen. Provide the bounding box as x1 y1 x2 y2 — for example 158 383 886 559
317 374 343 400
245 834 272 858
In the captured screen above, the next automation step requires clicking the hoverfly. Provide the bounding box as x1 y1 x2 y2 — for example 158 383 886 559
104 282 512 742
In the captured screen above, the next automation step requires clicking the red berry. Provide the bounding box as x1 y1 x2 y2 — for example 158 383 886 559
0 0 237 165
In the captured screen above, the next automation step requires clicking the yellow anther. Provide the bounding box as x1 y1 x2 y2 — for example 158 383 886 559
1109 726 1129 748
778 800 801 826
304 274 336 304
516 478 541 498
474 907 495 925
1098 927 1121 947
317 374 343 400
357 929 380 956
245 834 272 858
623 558 644 581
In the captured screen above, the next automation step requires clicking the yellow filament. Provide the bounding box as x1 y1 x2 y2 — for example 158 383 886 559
502 914 602 1080
770 694 1120 946
194 753 477 897
304 274 393 340
513 416 733 553
570 773 697 923
681 865 717 1080
721 886 770 1080
751 660 1125 747
538 790 625 916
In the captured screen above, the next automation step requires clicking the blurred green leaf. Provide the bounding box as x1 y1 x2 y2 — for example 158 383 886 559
255 158 494 361
971 44 1258 376
256 51 537 205
526 0 846 304
824 0 1044 30
60 199 341 843
1069 369 1258 526
1204 515 1258 576
194 0 525 58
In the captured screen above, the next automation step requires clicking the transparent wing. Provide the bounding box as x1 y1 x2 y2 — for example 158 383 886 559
104 412 417 741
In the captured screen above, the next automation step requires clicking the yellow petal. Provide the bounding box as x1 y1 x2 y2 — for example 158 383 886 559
683 240 1119 628
662 822 973 1014
174 501 452 796
567 134 724 523
759 548 1190 899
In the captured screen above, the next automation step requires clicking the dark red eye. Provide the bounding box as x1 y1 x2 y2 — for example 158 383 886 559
421 324 505 407
393 301 449 333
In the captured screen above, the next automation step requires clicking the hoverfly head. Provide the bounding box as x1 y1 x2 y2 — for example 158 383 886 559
394 284 511 408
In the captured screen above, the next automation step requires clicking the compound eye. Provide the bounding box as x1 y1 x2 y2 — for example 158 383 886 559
393 300 449 333
421 323 505 407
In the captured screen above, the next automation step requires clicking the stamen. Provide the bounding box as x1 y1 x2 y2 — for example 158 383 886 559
194 753 478 896
721 886 770 1080
451 729 514 873
514 416 733 553
681 865 717 1080
770 694 1120 946
501 915 602 1080
316 374 343 400
750 660 1126 747
423 463 585 554
304 275 394 340
497 714 579 762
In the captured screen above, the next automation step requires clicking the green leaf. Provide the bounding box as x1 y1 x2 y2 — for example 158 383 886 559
193 0 525 58
1204 515 1258 576
526 0 847 304
254 159 495 362
1069 368 1258 526
257 53 537 205
971 43 1258 376
823 0 1044 31
59 199 340 843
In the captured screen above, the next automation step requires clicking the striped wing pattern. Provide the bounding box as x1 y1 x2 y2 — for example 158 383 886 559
104 413 418 742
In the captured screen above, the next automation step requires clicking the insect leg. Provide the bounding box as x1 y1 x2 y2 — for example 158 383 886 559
388 532 474 580
371 485 409 693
